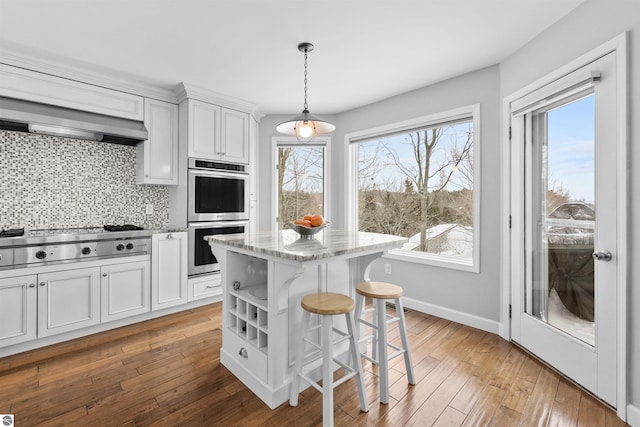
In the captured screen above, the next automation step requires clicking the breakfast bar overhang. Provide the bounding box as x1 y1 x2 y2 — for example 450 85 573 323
206 229 407 408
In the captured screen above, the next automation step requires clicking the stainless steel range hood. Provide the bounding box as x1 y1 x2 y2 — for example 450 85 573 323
0 96 148 145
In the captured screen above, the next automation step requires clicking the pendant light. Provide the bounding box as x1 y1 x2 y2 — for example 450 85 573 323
276 42 336 143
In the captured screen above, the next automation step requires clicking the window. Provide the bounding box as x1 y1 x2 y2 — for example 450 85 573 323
273 137 330 229
347 105 480 271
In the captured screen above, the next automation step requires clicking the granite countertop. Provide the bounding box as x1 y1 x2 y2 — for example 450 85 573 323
205 229 407 262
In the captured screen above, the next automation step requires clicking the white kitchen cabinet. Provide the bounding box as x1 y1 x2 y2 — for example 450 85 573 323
136 98 179 185
182 99 249 164
188 273 222 302
152 232 188 310
37 267 101 338
0 275 37 348
100 260 151 322
221 107 249 164
0 64 144 120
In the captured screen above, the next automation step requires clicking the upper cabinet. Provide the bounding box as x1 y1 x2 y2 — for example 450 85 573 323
0 64 144 120
221 108 249 164
181 99 249 164
136 98 179 185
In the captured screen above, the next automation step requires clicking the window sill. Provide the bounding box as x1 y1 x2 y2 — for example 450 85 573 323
384 249 479 273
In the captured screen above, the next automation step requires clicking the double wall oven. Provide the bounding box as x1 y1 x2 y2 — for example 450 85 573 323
187 158 249 277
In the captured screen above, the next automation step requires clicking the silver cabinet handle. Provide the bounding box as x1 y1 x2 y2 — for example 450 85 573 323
166 233 173 239
39 282 45 287
29 283 35 288
592 250 612 262
102 273 108 277
239 347 248 358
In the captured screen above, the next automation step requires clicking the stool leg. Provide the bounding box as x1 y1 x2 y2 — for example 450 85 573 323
376 298 389 404
354 293 364 339
395 297 416 385
372 298 379 363
321 314 334 427
346 311 369 413
290 309 311 407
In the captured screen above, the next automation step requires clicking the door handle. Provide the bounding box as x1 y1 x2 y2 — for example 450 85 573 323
592 250 612 262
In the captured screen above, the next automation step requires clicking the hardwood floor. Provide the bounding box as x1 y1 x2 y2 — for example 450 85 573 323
0 303 626 426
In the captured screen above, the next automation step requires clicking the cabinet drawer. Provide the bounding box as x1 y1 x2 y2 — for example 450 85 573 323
224 329 267 383
188 275 222 301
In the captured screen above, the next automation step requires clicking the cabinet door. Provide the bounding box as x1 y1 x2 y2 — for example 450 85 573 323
136 99 179 185
221 108 249 164
101 260 151 322
38 268 101 338
152 232 188 310
188 100 221 160
0 275 37 348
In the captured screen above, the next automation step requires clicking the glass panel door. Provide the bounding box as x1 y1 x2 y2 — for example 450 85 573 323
528 93 596 346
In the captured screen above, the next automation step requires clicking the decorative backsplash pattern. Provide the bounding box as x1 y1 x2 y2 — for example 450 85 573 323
0 130 168 229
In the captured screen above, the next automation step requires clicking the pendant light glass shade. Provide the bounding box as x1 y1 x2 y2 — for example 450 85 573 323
276 109 336 143
277 42 335 143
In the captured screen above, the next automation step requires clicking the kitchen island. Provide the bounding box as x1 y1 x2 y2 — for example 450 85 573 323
206 229 406 408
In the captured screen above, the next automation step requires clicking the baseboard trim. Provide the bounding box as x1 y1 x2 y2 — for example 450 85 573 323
402 297 500 334
627 403 640 426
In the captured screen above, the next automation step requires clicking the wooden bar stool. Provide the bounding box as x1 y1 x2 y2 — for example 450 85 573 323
354 281 416 404
290 292 369 427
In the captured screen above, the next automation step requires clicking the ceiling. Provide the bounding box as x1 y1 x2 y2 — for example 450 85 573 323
0 0 584 115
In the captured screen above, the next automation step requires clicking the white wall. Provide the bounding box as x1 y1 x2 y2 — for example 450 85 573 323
259 65 502 329
500 0 640 417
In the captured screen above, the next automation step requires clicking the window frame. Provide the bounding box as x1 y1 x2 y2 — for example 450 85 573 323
271 136 331 230
346 104 481 272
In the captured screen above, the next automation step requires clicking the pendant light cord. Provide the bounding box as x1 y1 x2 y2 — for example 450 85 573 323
303 48 308 111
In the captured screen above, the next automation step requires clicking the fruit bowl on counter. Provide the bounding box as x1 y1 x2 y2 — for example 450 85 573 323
286 215 329 239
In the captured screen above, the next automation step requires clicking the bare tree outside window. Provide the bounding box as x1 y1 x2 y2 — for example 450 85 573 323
278 145 324 228
357 120 474 258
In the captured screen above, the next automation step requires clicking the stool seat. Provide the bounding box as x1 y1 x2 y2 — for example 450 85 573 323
301 292 354 315
356 281 403 299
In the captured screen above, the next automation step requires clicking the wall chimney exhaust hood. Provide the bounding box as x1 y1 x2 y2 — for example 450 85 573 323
0 97 148 145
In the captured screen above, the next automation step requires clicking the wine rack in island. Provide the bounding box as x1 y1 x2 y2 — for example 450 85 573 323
223 251 269 383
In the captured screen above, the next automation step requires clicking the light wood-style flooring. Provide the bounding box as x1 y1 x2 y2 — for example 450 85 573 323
0 302 627 426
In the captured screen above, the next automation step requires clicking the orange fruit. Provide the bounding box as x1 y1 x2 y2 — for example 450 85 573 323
294 219 312 227
303 214 314 221
310 215 324 227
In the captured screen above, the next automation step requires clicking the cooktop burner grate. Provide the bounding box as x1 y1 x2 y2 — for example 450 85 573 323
0 228 25 237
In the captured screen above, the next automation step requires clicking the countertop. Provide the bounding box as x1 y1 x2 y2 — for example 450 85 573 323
206 229 407 262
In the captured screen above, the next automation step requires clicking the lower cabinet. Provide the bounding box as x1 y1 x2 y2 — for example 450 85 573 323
188 274 222 302
152 232 188 310
0 258 152 348
101 260 151 322
0 275 37 346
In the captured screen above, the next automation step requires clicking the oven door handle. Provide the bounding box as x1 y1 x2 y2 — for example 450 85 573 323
188 169 248 178
188 221 249 229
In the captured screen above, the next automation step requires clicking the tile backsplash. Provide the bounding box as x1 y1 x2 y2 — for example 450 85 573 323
0 130 168 229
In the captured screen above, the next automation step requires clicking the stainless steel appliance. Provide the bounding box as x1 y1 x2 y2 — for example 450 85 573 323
188 158 249 222
188 221 247 276
0 226 151 270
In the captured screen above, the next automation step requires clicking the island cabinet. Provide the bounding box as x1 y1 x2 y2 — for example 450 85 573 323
207 229 407 408
181 98 249 164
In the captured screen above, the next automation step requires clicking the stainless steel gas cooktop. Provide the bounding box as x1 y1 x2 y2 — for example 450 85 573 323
0 225 152 270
